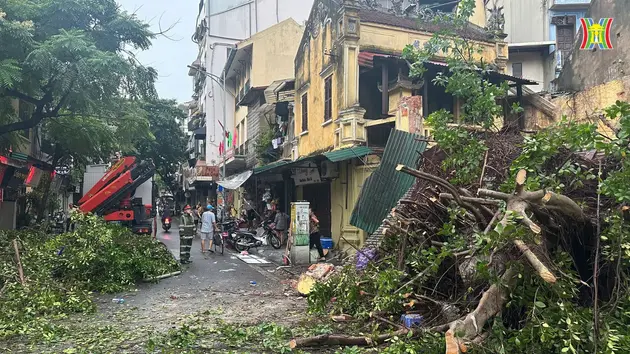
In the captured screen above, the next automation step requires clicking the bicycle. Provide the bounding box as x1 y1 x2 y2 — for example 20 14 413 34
213 230 224 255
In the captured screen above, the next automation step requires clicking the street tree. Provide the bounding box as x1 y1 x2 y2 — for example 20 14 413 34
0 0 157 136
134 99 187 194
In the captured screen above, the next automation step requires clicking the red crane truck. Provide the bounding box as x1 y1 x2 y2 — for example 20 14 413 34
77 156 156 235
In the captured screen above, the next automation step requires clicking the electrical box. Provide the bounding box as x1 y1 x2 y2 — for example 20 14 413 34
291 201 310 246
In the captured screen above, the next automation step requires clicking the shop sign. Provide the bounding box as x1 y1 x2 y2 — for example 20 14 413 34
293 162 321 186
193 165 220 182
7 166 29 188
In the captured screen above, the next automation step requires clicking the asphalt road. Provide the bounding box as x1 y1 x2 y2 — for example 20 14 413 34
89 220 306 333
154 219 275 292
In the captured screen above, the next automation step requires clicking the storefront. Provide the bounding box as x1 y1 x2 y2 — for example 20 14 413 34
0 154 53 229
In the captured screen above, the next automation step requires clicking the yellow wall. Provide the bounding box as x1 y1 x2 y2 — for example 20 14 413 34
468 0 487 28
250 19 304 88
525 76 630 138
330 160 379 252
234 105 248 147
295 15 504 158
295 21 338 156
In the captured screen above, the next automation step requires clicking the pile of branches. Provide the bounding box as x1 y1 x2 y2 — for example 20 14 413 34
298 129 630 353
0 213 179 339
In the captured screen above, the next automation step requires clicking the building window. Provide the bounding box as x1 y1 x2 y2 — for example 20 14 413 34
512 63 523 78
324 76 332 122
301 93 308 132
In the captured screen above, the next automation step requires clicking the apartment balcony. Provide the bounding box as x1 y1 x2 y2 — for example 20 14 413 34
550 0 591 9
220 144 247 173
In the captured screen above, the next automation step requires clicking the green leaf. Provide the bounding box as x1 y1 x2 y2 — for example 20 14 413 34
534 301 546 308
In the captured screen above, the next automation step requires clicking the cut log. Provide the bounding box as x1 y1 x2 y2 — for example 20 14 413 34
289 329 411 349
443 169 589 353
445 267 518 354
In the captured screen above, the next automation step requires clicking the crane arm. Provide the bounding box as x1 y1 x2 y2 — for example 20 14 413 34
78 160 155 215
78 156 137 205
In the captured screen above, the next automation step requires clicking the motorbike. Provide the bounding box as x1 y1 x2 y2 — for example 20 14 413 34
162 216 172 232
48 211 66 234
256 219 282 249
220 218 261 252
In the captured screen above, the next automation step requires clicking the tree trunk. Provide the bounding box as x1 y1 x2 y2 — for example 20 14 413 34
36 145 61 222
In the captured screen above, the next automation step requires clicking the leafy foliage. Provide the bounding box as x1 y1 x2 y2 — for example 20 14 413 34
135 99 187 193
401 0 514 185
0 213 179 339
0 0 157 136
255 128 277 165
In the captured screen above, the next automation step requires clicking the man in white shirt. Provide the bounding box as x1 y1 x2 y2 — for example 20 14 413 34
200 205 218 254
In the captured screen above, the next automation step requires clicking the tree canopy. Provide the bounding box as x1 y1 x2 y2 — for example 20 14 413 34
0 0 157 136
135 99 188 194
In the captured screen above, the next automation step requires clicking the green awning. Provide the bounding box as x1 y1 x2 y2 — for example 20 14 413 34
253 160 292 175
323 146 372 162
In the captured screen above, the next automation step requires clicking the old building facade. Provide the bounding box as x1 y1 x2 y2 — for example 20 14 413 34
284 0 510 250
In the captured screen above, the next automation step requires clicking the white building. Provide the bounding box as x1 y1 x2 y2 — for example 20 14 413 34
501 0 592 92
189 0 314 172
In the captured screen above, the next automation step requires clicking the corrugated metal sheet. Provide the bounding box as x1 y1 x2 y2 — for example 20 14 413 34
324 146 372 162
350 130 427 234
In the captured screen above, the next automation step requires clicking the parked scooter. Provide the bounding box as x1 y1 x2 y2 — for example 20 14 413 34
162 216 172 232
220 218 261 252
256 219 282 249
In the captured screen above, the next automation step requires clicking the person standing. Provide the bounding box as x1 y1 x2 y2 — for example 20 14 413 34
273 209 289 245
179 205 196 264
244 195 256 228
309 208 325 262
200 205 218 254
192 203 200 229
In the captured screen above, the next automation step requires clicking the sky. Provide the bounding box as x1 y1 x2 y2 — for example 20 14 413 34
116 0 199 103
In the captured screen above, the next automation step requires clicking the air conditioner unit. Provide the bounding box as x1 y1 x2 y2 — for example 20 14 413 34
320 161 339 179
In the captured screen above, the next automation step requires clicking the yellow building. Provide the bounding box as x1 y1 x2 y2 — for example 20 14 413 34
290 0 517 251
220 19 304 213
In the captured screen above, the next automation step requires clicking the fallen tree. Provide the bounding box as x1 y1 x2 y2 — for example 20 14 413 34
299 118 628 352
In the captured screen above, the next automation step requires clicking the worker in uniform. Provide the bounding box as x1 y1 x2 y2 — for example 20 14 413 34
179 205 196 264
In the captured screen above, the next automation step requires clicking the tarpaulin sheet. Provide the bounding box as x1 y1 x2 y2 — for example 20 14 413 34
217 170 252 190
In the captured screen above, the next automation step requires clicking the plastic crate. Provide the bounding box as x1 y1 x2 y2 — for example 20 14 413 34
400 314 424 328
321 238 333 249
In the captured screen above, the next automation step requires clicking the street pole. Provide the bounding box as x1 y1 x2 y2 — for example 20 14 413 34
221 68 227 220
